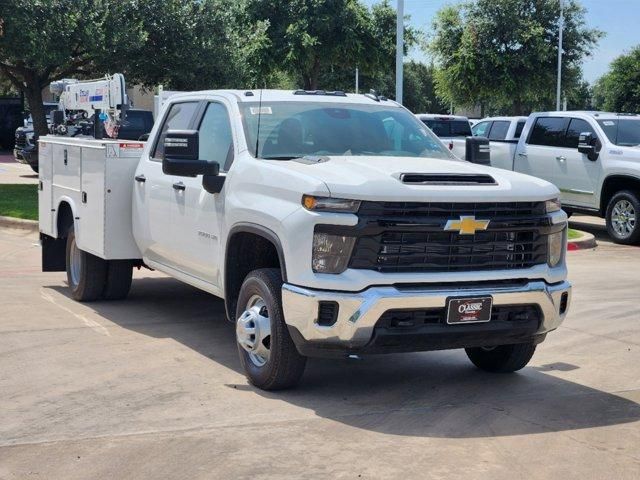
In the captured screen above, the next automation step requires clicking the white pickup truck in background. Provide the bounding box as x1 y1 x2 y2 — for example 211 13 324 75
416 114 490 163
472 116 527 170
38 81 571 390
481 111 640 245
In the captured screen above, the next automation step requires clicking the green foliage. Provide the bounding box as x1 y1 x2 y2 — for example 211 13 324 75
592 46 640 112
428 0 603 114
402 62 448 114
0 0 267 135
248 0 417 91
0 184 38 220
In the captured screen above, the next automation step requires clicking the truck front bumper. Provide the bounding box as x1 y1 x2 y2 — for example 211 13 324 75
282 280 571 357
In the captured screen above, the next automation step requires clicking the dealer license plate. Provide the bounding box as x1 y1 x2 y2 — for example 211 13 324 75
446 297 493 324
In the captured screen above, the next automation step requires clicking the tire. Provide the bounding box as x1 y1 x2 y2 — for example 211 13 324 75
235 268 306 390
30 164 39 174
605 190 640 245
65 226 107 302
103 260 133 300
465 342 536 373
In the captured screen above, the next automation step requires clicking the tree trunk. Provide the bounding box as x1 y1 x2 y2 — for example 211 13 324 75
24 82 48 138
512 98 524 116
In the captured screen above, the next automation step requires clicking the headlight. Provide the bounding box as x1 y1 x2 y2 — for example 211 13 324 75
312 233 356 273
302 195 360 213
545 198 562 213
548 229 565 267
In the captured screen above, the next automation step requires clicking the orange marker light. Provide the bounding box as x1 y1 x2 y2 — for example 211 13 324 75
302 195 317 210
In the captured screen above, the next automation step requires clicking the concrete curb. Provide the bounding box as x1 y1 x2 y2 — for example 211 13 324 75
568 229 597 251
0 215 38 232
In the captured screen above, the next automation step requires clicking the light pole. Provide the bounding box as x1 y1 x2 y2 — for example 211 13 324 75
395 0 404 104
556 0 564 111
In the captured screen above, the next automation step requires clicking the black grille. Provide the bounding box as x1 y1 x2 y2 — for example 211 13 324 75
377 305 541 330
348 201 549 273
14 132 27 148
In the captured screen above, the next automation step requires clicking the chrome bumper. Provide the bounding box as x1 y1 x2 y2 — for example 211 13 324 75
282 280 571 348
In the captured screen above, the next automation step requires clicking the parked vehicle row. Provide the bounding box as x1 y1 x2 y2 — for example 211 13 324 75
38 77 571 390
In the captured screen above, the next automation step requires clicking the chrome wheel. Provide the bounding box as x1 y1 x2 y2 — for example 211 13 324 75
611 199 636 237
69 237 82 287
236 295 271 367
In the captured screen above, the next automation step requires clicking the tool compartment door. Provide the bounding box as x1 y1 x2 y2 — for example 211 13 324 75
78 145 106 256
37 140 54 235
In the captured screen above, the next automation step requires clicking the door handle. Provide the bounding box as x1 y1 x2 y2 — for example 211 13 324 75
517 152 527 157
134 174 146 183
172 181 186 191
556 156 566 162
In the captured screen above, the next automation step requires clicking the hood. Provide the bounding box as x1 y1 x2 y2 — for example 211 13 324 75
274 155 559 202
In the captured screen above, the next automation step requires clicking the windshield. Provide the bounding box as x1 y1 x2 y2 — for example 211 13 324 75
597 119 640 147
421 119 472 137
241 102 452 160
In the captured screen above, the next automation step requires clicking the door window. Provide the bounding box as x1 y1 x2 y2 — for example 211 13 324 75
472 121 491 137
198 103 234 171
514 120 526 139
565 118 596 148
527 117 568 147
151 102 199 160
488 121 510 140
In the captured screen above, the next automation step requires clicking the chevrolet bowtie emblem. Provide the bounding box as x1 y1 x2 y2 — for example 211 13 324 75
444 216 490 235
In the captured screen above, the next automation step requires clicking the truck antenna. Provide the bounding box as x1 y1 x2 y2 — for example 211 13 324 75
255 88 263 158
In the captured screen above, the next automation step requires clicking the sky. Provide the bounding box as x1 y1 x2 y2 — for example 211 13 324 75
362 0 639 84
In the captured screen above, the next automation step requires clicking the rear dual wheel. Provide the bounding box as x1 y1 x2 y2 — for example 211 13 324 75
65 225 133 302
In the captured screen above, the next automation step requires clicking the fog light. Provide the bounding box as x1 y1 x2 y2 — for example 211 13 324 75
312 233 355 273
548 230 565 267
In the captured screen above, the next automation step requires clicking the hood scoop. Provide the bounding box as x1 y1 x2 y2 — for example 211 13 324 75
399 173 497 185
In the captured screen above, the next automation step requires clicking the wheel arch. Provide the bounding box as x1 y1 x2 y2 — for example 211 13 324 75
54 196 78 238
600 175 640 214
224 223 287 322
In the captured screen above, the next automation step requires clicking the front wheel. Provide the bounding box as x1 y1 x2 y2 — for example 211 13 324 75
235 268 306 390
465 342 536 373
606 191 640 245
65 226 107 302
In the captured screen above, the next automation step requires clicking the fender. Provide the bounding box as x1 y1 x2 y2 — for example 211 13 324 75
226 222 288 282
224 222 288 322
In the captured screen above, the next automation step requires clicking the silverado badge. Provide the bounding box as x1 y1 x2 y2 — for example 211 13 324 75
444 216 490 235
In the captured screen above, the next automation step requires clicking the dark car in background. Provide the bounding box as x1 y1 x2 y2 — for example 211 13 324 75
14 109 154 173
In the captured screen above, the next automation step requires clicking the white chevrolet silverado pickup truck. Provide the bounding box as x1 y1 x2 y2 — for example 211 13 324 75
481 111 640 245
39 89 571 390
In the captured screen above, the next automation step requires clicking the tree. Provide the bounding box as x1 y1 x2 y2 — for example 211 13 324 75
248 0 417 91
428 0 603 114
0 0 266 137
592 46 640 112
402 62 448 114
0 0 147 137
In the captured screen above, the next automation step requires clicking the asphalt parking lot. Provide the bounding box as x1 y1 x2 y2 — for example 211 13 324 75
0 220 639 479
0 156 638 478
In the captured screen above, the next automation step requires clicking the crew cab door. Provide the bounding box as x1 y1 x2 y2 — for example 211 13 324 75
554 118 601 208
515 116 599 208
170 100 235 287
133 101 200 267
514 116 567 185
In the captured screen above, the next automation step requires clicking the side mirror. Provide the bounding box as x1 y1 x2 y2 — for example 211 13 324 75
465 136 490 165
577 132 599 161
162 130 221 177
